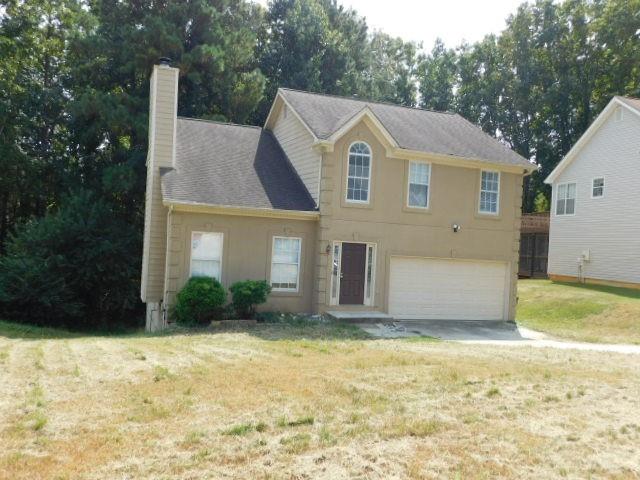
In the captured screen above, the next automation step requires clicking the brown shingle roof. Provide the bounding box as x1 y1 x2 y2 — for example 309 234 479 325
279 88 533 168
161 118 316 211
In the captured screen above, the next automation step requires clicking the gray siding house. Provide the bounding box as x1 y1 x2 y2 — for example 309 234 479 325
545 96 640 288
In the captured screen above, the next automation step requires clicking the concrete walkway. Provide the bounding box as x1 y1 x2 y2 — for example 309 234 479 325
359 320 640 354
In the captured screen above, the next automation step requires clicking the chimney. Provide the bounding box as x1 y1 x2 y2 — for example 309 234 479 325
147 58 179 169
141 58 179 330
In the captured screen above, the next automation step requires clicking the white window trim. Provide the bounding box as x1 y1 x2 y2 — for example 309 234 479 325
591 176 605 199
329 241 377 306
478 170 500 215
345 141 372 204
407 161 431 209
555 181 577 216
189 231 223 280
270 236 302 293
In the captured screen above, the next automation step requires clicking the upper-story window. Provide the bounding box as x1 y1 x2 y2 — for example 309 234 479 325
407 161 431 208
479 170 500 214
346 142 371 203
556 182 576 215
592 177 605 198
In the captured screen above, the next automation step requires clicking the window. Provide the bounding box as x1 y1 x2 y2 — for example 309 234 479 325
190 232 223 280
592 177 605 198
408 162 431 208
346 142 371 203
364 244 375 304
479 170 500 214
556 182 576 215
330 243 341 305
271 237 301 291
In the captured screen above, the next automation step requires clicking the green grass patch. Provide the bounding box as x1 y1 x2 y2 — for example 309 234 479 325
279 433 311 454
223 423 255 436
517 280 640 344
152 365 174 382
222 421 268 436
277 415 315 428
486 387 501 398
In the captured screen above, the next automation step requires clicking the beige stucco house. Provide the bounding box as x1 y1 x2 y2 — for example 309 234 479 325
141 60 535 331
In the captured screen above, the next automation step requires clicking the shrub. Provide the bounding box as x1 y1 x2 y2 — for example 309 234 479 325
228 280 271 318
0 190 141 330
173 277 226 325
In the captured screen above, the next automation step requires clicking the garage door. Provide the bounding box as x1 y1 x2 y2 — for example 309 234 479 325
388 257 508 320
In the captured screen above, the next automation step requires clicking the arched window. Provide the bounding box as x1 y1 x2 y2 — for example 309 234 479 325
346 142 372 203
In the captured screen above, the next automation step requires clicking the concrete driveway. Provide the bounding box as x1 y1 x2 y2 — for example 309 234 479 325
359 319 524 341
359 319 640 354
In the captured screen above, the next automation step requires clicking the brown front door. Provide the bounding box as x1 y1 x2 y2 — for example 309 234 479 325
339 243 366 305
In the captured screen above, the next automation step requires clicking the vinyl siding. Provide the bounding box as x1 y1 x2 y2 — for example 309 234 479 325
548 106 640 284
140 65 178 302
272 104 321 204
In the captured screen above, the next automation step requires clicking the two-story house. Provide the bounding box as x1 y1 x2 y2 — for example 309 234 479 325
545 96 640 288
141 60 535 330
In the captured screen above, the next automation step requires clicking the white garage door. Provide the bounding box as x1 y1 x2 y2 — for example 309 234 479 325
388 257 508 320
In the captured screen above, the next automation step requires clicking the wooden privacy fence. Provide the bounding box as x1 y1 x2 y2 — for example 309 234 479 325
519 212 549 278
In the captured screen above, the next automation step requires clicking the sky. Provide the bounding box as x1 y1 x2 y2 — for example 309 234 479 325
255 0 525 49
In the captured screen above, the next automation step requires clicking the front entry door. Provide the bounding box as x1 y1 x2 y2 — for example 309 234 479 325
339 243 366 305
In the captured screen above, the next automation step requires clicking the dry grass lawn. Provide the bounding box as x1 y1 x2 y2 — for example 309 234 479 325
1 319 639 479
517 280 640 344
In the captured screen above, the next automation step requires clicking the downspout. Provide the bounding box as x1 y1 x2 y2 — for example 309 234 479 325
162 204 174 326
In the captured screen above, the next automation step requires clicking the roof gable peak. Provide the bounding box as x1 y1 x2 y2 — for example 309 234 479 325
545 96 640 184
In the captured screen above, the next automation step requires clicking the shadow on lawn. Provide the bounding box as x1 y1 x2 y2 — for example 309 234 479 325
0 316 375 342
0 320 147 341
552 281 640 300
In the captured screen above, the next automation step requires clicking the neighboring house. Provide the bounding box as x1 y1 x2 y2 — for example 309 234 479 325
545 96 640 289
141 60 535 331
518 212 549 278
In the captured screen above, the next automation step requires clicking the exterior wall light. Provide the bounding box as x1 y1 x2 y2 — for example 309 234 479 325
452 223 461 233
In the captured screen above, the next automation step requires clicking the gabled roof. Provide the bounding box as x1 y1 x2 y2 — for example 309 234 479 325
273 88 533 169
616 96 640 113
545 96 640 184
161 118 316 212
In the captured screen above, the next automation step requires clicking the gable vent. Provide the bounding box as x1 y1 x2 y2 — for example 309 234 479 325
614 106 623 122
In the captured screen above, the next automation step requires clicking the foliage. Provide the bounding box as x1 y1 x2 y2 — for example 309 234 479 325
0 190 141 330
229 280 271 319
173 277 227 325
1 0 640 328
417 38 456 111
533 191 550 213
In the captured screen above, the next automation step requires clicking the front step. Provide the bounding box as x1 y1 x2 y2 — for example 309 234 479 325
325 311 394 323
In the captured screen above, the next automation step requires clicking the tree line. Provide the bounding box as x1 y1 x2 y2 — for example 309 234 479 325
0 0 638 328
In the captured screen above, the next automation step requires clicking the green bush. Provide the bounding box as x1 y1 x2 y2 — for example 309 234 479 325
228 280 271 319
0 190 141 330
173 277 226 325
